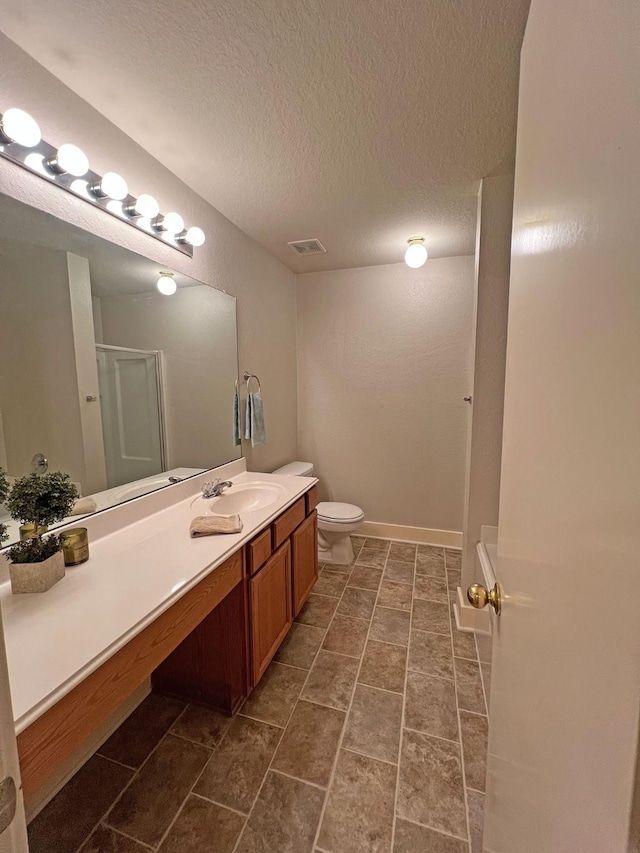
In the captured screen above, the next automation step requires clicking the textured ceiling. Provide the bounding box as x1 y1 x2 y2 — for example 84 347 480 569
0 0 530 271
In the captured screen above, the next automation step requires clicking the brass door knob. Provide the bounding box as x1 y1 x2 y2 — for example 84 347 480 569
467 582 502 614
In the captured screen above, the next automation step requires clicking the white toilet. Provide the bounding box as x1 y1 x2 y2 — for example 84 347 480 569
272 461 365 564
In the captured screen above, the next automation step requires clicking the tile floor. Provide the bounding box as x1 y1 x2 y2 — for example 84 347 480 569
28 537 488 853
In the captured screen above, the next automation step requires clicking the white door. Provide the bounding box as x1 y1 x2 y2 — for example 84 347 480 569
96 345 166 489
480 2 640 852
0 614 28 852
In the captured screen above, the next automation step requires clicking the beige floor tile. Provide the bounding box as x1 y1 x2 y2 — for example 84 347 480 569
29 756 134 853
274 623 326 669
348 565 384 591
194 716 281 813
451 628 478 661
241 661 307 727
459 711 488 792
404 671 459 741
105 735 210 848
416 547 446 579
481 663 492 699
369 606 411 646
454 658 486 715
318 749 397 853
295 593 339 628
272 699 346 786
322 615 369 658
384 560 415 585
408 630 454 680
80 826 149 852
170 704 232 750
446 569 462 593
364 538 390 551
377 580 413 612
235 771 324 853
412 599 450 635
338 586 377 620
356 548 388 569
444 549 462 570
388 542 417 562
397 729 467 839
314 569 350 597
343 684 403 763
158 796 244 853
414 575 448 603
302 650 359 710
358 640 407 694
320 562 352 576
393 818 469 852
467 789 485 853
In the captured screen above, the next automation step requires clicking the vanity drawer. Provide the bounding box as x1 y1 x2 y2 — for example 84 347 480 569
305 485 318 515
248 527 273 576
272 497 305 549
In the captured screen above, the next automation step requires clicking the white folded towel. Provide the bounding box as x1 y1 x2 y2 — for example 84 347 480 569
190 514 243 537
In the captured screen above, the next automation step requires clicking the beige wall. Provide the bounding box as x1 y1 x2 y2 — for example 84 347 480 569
461 174 513 588
0 33 298 474
296 258 474 532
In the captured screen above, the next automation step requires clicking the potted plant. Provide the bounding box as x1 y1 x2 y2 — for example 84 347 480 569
5 472 78 594
0 468 9 550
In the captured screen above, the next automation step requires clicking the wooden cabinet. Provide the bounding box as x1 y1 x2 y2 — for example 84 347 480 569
291 510 318 617
249 541 292 684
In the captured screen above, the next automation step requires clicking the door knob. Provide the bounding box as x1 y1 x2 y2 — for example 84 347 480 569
467 582 502 614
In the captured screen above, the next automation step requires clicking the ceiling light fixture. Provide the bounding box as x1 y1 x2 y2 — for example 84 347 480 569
0 108 41 147
46 143 89 177
404 237 428 268
124 193 160 219
0 105 198 256
157 272 177 296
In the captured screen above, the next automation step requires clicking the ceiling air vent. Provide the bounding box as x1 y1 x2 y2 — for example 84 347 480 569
287 238 327 256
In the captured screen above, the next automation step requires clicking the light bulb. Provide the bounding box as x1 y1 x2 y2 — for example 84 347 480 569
156 211 184 235
0 108 41 147
90 171 128 200
404 238 428 269
183 226 206 247
125 193 160 219
157 274 177 296
48 143 89 177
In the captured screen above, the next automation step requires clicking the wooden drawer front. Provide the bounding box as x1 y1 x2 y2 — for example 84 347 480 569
18 550 243 803
305 485 318 515
248 527 272 576
291 511 318 617
272 497 305 549
249 541 292 685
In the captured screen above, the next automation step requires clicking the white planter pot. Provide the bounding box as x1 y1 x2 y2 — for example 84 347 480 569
9 549 66 594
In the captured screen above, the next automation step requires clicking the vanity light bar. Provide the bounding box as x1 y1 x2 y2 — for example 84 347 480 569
0 107 206 257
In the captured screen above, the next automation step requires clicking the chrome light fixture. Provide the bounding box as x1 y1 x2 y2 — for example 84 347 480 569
0 105 205 257
404 237 428 268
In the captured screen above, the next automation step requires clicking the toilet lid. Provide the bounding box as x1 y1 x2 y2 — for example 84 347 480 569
317 501 364 523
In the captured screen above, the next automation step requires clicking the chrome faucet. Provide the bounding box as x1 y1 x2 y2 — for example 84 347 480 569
201 479 233 498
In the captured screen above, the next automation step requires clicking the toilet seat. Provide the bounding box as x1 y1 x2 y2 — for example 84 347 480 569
317 501 365 524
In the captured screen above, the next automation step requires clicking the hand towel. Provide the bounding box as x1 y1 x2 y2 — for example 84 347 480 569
233 390 241 446
190 514 243 537
245 391 266 447
70 497 98 516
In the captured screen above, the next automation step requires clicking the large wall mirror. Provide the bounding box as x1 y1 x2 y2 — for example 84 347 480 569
0 194 240 546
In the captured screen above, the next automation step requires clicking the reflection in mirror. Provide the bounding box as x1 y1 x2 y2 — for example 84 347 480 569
0 195 240 546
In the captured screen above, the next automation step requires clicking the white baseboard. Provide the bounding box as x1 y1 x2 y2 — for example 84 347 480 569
359 521 462 548
25 680 151 823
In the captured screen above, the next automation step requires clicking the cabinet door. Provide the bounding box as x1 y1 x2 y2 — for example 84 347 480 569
249 541 292 685
291 510 318 617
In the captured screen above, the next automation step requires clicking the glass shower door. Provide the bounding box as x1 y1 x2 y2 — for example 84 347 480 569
96 345 166 489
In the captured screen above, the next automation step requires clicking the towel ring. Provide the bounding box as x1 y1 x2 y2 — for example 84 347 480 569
243 371 262 394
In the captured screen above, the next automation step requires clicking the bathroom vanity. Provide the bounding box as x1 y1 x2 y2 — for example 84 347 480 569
1 462 318 806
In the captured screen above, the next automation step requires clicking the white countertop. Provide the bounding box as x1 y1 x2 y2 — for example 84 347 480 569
0 460 316 733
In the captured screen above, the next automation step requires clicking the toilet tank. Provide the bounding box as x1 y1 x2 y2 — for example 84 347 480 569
272 461 314 477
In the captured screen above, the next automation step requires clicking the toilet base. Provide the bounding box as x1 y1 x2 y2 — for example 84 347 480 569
318 531 356 565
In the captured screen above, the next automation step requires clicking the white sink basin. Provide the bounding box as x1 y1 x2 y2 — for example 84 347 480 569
190 483 285 516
